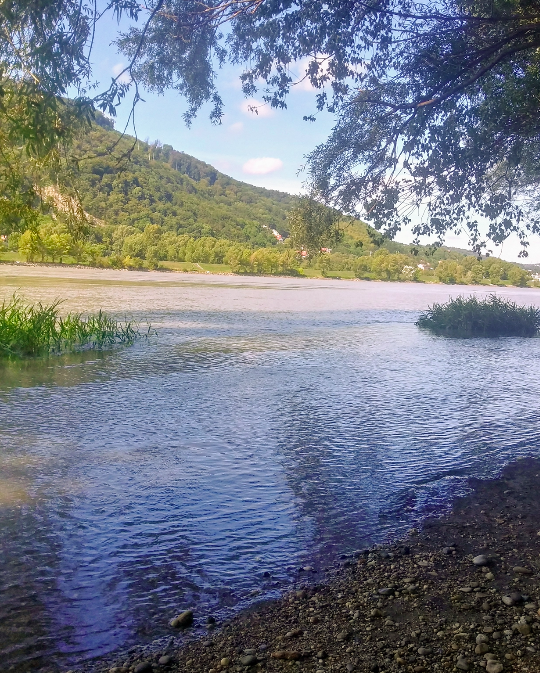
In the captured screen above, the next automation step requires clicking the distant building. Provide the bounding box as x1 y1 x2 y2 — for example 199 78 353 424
417 263 432 271
271 229 283 242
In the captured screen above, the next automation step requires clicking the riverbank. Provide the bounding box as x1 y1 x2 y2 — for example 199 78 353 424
87 458 540 673
1 258 537 288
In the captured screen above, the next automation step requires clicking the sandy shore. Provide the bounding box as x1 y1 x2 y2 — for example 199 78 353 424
89 457 540 673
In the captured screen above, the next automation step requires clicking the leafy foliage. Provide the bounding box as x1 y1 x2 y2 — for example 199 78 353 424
416 295 540 337
0 295 142 357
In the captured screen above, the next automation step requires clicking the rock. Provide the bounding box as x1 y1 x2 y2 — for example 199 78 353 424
456 656 470 671
509 592 523 603
476 634 490 644
296 590 308 599
158 655 172 666
486 662 503 673
473 555 489 566
271 651 300 660
169 610 194 628
513 566 532 575
221 658 231 667
502 596 515 606
346 663 355 671
475 644 490 655
515 623 531 636
243 649 256 655
285 629 303 638
417 647 432 655
378 588 394 596
337 630 351 642
240 655 257 667
134 663 153 673
370 609 384 619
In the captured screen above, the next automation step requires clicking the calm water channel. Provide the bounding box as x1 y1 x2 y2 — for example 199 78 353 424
1 266 540 671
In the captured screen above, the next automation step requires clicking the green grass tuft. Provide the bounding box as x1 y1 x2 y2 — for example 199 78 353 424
416 294 540 337
0 295 143 357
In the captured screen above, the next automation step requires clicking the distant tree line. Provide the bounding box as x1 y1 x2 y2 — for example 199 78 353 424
3 220 534 287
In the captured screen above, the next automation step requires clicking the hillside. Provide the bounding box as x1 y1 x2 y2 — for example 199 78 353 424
72 117 296 247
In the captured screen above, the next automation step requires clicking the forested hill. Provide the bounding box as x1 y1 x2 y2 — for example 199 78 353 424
73 117 296 246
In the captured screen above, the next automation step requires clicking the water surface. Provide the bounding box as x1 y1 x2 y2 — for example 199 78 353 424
1 267 540 671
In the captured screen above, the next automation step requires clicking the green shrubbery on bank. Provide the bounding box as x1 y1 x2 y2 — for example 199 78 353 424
1 218 536 286
0 295 142 357
416 295 540 337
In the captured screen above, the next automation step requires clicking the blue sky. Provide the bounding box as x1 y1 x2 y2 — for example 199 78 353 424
88 15 540 263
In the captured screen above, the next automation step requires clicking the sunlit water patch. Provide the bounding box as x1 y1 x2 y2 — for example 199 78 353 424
1 267 540 671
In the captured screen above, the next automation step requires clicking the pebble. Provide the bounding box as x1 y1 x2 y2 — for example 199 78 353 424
475 644 490 654
472 555 489 566
378 588 394 596
456 656 470 670
134 663 153 673
417 647 432 655
515 623 531 636
501 596 515 606
512 566 532 575
485 572 494 580
221 658 231 667
476 634 489 644
485 662 503 673
169 610 194 628
336 630 351 642
158 655 172 666
240 655 258 666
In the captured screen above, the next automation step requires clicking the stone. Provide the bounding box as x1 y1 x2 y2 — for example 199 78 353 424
417 647 432 655
240 655 257 667
456 656 469 671
485 662 503 673
169 610 194 628
244 649 257 655
485 573 494 581
271 651 300 661
509 592 523 604
285 629 303 638
337 630 351 642
370 609 384 618
476 634 490 644
158 655 172 666
475 644 490 655
221 659 231 667
502 596 515 606
515 623 531 636
473 555 489 566
513 566 532 575
134 663 153 673
378 588 394 596
346 664 355 671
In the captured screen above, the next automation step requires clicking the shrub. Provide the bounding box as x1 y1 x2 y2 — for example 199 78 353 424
416 294 540 337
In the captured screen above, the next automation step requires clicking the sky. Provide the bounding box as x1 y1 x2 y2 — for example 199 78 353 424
87 15 540 263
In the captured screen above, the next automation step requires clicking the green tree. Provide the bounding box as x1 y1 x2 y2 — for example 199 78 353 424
288 197 342 256
507 267 531 287
436 260 462 285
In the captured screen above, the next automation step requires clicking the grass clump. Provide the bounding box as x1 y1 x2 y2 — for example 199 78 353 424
416 294 540 337
0 295 143 357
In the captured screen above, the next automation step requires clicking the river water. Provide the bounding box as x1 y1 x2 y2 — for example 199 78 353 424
1 266 540 671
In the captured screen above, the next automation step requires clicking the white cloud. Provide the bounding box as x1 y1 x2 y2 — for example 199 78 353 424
112 63 131 85
242 157 283 175
240 99 275 118
228 122 244 134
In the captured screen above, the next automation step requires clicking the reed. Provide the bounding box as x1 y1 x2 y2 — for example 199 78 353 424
416 294 540 337
0 295 143 357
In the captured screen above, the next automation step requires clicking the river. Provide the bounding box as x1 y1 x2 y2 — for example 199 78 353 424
1 266 540 671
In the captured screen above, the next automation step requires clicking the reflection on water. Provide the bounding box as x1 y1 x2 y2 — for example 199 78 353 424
1 266 540 671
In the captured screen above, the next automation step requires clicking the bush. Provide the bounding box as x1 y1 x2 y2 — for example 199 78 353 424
416 294 540 337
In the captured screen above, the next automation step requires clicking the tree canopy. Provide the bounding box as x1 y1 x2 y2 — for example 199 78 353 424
3 0 540 251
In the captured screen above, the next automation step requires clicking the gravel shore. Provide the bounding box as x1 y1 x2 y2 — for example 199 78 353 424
93 457 540 673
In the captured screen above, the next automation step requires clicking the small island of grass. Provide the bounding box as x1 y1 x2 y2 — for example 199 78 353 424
416 294 540 337
0 295 144 358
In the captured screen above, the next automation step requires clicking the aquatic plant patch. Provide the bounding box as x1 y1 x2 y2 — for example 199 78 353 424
0 295 143 357
416 294 540 337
